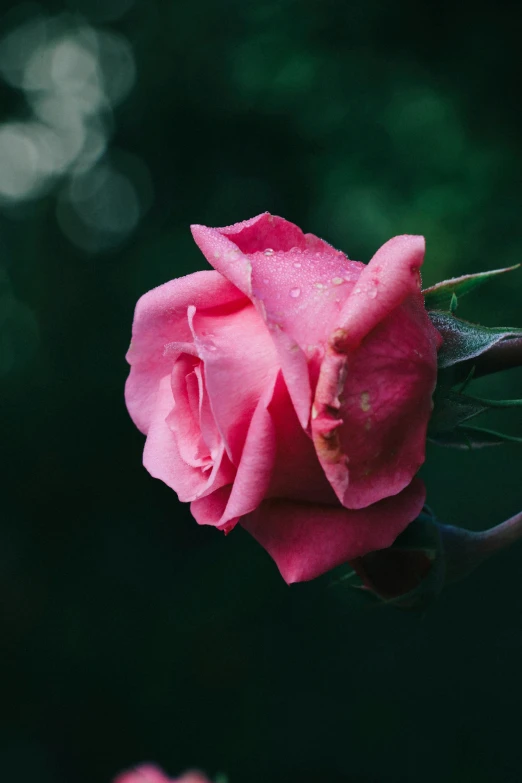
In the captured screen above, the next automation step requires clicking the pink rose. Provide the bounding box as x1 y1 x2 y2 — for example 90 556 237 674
125 213 440 583
113 764 211 783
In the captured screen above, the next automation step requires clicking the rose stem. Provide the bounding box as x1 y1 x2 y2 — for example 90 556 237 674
472 337 522 378
441 509 522 583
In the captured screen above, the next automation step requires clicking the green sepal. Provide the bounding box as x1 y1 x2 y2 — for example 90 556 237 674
429 390 489 433
327 565 382 609
430 386 522 437
423 264 520 312
458 393 522 410
429 311 522 369
429 425 522 449
328 512 446 611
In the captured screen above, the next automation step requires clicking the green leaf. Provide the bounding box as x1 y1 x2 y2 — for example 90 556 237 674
429 390 489 433
429 311 522 369
429 425 522 449
423 264 520 311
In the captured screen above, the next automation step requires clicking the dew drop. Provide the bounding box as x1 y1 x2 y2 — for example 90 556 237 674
331 277 344 286
289 287 301 298
293 261 302 268
264 248 274 256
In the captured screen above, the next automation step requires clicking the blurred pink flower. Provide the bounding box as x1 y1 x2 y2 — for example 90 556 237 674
113 763 212 783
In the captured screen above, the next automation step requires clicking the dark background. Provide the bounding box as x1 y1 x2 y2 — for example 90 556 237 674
1 1 522 781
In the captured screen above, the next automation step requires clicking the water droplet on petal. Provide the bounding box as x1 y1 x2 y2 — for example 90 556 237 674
293 261 302 268
264 248 274 256
331 277 344 286
289 287 301 298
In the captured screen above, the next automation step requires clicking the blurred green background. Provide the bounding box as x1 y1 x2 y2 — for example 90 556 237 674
1 1 522 781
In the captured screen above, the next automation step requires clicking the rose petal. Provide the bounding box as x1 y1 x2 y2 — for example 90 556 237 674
312 235 439 509
333 234 426 352
241 477 426 583
193 213 362 352
313 295 439 508
190 373 278 530
143 376 234 502
208 212 309 254
191 369 339 531
266 371 338 505
167 355 213 469
191 214 364 428
188 300 279 465
125 271 246 434
190 484 234 528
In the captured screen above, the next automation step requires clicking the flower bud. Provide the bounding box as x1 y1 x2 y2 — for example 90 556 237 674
332 508 522 610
